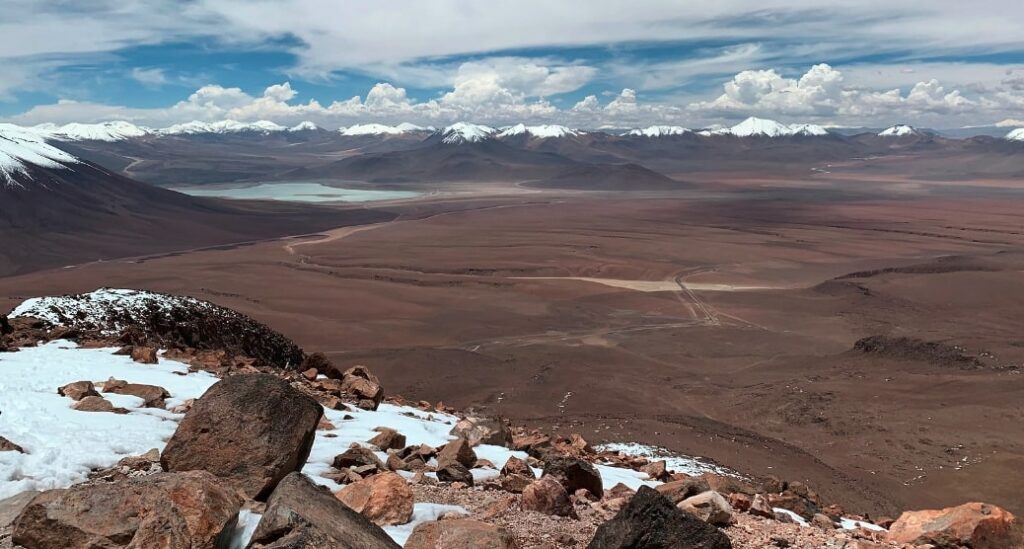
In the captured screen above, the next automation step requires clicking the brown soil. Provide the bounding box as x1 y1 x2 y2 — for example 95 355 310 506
2 176 1023 518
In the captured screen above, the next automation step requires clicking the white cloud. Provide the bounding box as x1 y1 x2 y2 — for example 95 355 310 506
130 68 169 87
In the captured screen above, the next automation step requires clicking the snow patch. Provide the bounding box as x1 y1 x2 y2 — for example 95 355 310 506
288 121 319 132
35 121 150 142
1005 128 1024 141
0 340 219 500
594 442 741 478
158 120 287 135
498 124 579 139
774 508 809 526
698 117 828 137
227 509 263 549
622 125 689 137
340 123 429 136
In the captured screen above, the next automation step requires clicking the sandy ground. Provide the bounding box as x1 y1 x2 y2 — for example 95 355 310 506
2 178 1023 517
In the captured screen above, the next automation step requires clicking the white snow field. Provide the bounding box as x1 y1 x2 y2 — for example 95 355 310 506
0 123 80 185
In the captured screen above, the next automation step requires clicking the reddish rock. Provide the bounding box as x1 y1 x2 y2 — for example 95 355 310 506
769 491 820 520
728 492 752 512
606 483 636 500
699 473 756 496
812 513 836 529
102 378 170 408
512 431 551 455
522 477 576 518
248 472 399 548
437 438 478 468
449 416 514 448
500 456 535 479
342 375 384 410
749 494 775 519
368 427 406 450
542 456 603 499
11 471 241 549
500 474 534 494
57 381 99 401
335 472 414 526
318 417 336 430
301 367 319 381
405 518 519 548
437 462 474 486
679 491 735 526
333 446 386 472
0 436 25 453
641 460 669 481
887 502 1019 549
654 477 711 504
129 346 158 364
160 373 322 500
551 433 594 458
72 395 128 414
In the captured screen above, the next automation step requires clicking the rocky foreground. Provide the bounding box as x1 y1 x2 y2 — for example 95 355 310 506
0 289 1021 548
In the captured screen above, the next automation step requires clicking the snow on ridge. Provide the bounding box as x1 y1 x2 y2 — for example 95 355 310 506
1005 128 1024 141
497 124 580 139
288 121 319 132
437 122 497 144
696 117 828 137
35 121 150 142
9 288 213 334
878 124 919 137
0 123 80 186
340 123 429 136
622 125 690 137
158 119 287 135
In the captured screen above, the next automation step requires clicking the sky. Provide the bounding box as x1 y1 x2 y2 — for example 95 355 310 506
2 0 1024 130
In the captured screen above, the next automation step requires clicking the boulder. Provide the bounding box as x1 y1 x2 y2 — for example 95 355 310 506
641 460 669 481
57 381 99 401
512 431 551 456
368 427 406 450
335 472 414 526
405 518 519 549
72 395 128 414
699 473 756 496
749 494 775 519
654 476 711 504
160 373 322 499
551 433 594 458
521 477 576 518
102 378 170 408
0 435 25 453
333 446 386 472
727 493 751 512
11 471 241 549
248 472 400 548
768 491 819 520
542 456 603 499
499 474 534 494
0 491 39 529
129 346 158 364
887 502 1019 549
449 416 514 448
437 462 474 486
587 485 732 549
678 491 735 526
811 513 836 529
437 438 478 468
500 456 535 479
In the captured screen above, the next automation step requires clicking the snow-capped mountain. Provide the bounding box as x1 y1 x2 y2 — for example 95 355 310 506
437 122 496 144
1005 128 1024 141
288 121 319 132
158 120 287 135
621 125 689 137
878 124 919 137
339 123 430 136
698 117 828 137
497 124 580 139
0 123 80 186
33 121 151 142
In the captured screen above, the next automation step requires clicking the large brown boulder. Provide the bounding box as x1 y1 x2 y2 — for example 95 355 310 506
160 373 322 499
542 456 603 499
335 472 414 526
436 462 475 486
887 502 1020 549
449 416 514 448
588 485 732 549
333 446 386 472
654 477 711 504
405 518 519 548
500 456 535 479
679 491 735 526
437 438 478 468
522 477 576 518
57 381 99 401
10 471 241 549
248 472 400 548
368 427 406 451
72 395 128 414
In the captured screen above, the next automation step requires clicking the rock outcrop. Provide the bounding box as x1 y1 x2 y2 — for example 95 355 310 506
887 502 1020 548
405 518 519 549
588 485 732 549
335 472 414 526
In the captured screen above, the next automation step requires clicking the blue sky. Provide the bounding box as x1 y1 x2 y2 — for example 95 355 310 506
3 0 1024 129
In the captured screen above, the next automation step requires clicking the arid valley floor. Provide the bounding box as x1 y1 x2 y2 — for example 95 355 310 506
3 165 1022 520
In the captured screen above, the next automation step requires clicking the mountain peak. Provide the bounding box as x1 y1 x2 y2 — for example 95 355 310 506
1004 128 1024 141
622 125 690 137
288 121 319 132
498 124 579 139
35 121 150 142
878 124 919 137
728 117 796 137
340 123 429 136
158 120 287 135
438 122 496 144
0 124 80 186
